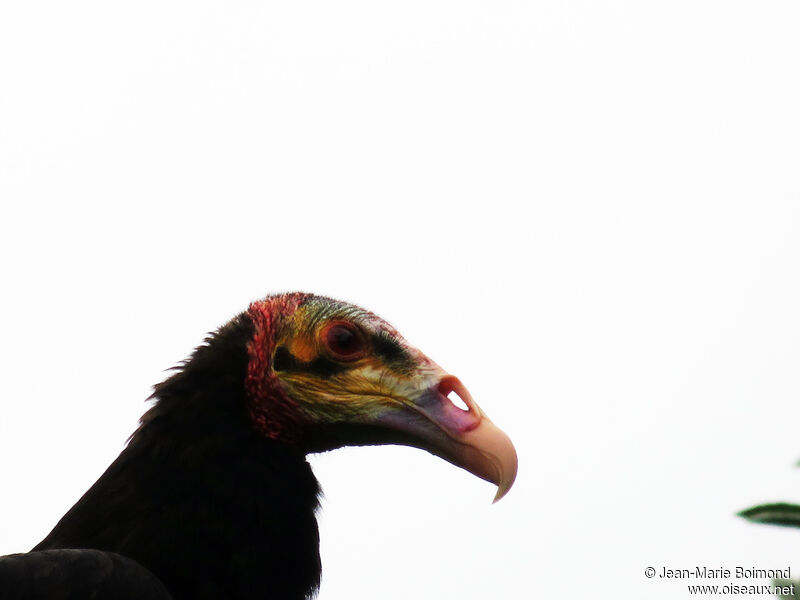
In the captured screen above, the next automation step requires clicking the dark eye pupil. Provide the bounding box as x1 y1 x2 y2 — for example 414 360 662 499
326 325 362 356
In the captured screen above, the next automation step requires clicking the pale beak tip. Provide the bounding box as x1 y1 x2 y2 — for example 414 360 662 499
491 445 518 504
492 485 509 504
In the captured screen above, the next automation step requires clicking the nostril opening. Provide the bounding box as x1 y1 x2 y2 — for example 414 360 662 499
438 377 472 413
447 390 470 412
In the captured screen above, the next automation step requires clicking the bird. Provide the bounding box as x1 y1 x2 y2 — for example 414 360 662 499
0 292 517 600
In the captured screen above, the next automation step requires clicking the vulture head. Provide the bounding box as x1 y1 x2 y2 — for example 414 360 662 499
243 292 517 501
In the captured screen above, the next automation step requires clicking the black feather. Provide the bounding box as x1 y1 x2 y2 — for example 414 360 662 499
0 549 173 600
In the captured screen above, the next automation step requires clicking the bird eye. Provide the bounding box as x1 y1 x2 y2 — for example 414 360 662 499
324 323 365 360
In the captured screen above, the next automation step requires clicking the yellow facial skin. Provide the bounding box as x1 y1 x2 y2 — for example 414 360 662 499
274 301 438 422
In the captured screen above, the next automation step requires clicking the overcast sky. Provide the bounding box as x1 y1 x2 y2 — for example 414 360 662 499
1 2 800 598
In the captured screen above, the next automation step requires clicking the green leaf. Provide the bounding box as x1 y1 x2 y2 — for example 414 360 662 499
738 503 800 528
773 578 800 600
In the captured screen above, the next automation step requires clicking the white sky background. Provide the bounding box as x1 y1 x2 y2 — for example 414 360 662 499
1 1 799 598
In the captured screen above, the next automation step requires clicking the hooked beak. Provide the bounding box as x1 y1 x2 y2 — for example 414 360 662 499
374 376 518 502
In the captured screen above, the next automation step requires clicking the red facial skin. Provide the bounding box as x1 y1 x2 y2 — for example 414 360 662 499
245 294 310 443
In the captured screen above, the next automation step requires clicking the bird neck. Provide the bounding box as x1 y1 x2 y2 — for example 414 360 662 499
36 315 323 600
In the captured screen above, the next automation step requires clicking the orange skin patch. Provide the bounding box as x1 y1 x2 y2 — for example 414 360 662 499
287 337 317 363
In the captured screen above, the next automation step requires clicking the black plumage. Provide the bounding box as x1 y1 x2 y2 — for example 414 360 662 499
34 314 321 599
0 550 172 600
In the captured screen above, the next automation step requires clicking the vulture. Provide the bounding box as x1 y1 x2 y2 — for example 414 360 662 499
0 293 517 600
